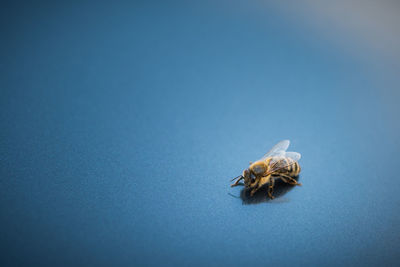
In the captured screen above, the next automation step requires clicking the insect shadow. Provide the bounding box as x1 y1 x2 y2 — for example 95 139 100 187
229 176 301 205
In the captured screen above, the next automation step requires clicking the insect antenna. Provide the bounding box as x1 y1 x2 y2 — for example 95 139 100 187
230 175 243 182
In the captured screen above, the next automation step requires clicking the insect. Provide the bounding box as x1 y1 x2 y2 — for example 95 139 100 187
230 140 301 199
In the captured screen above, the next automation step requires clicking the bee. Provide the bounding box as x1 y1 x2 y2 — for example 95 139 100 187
230 140 301 199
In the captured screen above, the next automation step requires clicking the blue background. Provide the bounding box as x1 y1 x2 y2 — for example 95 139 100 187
1 1 400 266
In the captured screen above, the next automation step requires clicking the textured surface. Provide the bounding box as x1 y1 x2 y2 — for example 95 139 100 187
1 1 400 266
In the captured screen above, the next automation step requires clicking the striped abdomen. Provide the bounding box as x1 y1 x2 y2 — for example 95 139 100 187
268 157 301 177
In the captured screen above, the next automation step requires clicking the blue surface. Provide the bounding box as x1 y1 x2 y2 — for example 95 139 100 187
1 1 400 266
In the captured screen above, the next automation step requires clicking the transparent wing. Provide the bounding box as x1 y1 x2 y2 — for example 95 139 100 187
261 140 290 160
266 151 301 175
285 151 301 162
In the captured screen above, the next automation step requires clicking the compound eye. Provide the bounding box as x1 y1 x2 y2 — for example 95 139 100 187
250 173 256 183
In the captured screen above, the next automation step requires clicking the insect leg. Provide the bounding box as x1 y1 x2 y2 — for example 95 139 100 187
250 182 261 196
280 174 302 186
250 176 270 196
279 175 288 183
268 177 275 199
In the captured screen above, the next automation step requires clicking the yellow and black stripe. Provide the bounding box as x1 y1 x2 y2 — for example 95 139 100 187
269 157 301 177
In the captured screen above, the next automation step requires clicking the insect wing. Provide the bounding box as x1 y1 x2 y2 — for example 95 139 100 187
266 152 301 175
285 151 301 161
261 140 290 160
